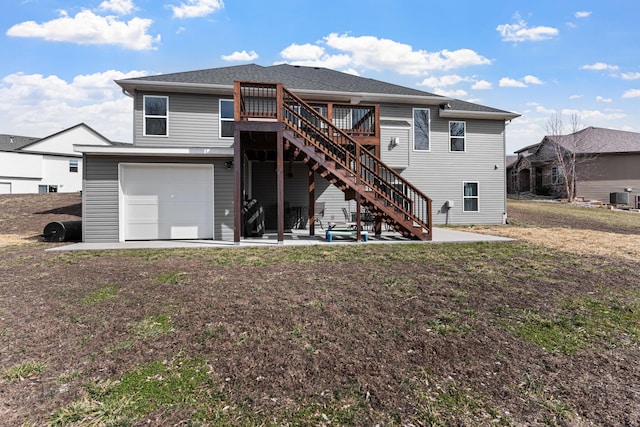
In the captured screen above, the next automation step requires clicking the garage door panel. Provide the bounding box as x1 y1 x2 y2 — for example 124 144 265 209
121 164 213 240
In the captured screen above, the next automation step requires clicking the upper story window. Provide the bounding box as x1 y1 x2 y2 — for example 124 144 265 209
449 121 466 152
69 159 78 173
143 96 168 136
463 181 479 212
220 99 234 138
413 108 430 151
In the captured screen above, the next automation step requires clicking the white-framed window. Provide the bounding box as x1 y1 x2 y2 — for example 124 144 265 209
551 165 563 185
219 99 234 138
463 181 479 212
413 108 430 151
143 95 168 136
69 159 79 173
449 121 466 152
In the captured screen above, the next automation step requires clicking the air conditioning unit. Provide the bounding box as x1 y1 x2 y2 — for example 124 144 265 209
609 192 629 205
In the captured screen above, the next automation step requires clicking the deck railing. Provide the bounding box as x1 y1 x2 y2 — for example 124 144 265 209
235 81 432 237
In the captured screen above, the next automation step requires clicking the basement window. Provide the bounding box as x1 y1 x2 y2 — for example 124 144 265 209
69 159 78 173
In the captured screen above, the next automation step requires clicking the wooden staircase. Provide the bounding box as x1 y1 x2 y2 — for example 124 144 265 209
236 82 432 241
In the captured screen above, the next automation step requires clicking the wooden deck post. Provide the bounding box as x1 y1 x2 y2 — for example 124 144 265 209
308 168 315 236
233 126 242 244
276 129 285 244
355 145 362 241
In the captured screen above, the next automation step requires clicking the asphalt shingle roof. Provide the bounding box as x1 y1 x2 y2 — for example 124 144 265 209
547 127 640 154
0 134 39 151
126 64 515 115
132 64 437 96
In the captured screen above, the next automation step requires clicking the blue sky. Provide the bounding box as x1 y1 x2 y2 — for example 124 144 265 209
1 0 639 153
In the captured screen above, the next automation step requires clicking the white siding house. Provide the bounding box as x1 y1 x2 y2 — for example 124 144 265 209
0 123 115 194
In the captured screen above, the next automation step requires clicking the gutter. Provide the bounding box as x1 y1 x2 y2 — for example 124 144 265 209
439 109 521 121
74 144 234 157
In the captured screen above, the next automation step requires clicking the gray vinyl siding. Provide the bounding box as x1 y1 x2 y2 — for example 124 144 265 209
576 153 640 204
134 92 233 148
83 156 120 242
406 114 506 225
250 161 348 229
380 126 410 168
380 103 506 224
83 155 234 242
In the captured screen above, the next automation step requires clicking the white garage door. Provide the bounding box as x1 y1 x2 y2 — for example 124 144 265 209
121 164 214 240
0 182 10 194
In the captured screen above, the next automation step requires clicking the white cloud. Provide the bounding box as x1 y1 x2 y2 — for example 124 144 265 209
0 70 147 142
569 94 582 99
221 50 258 61
281 43 326 61
596 96 612 103
496 16 559 42
536 106 557 115
279 41 353 70
621 72 640 80
622 89 640 98
6 10 159 50
322 33 491 74
499 76 541 87
342 68 360 76
472 80 492 90
499 77 527 88
523 75 543 85
575 11 591 18
279 34 491 75
417 74 468 88
170 0 224 19
99 0 134 15
561 108 626 122
432 88 468 98
580 62 619 71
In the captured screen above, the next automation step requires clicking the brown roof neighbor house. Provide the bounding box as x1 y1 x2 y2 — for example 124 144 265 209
507 127 640 206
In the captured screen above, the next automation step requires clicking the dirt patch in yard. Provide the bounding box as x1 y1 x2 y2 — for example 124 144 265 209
1 194 640 426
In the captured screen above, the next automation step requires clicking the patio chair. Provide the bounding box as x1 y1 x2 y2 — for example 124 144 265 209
312 202 325 230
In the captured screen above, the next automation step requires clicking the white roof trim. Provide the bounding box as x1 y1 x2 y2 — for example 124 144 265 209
116 79 235 96
74 144 234 157
439 109 520 121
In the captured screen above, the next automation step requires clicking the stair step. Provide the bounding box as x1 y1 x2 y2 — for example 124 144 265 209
282 120 432 242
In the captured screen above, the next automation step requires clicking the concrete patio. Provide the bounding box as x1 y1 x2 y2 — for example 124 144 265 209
47 227 512 252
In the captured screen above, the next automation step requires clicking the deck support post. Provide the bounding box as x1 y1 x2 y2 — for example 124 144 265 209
233 127 242 244
276 129 285 244
308 168 315 236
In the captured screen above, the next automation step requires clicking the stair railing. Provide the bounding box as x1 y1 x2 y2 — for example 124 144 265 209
236 81 432 237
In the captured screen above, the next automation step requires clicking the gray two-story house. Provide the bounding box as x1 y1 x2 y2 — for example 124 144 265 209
76 64 519 243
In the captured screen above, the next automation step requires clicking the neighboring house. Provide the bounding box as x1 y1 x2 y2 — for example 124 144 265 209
76 64 519 243
0 123 115 194
507 127 640 205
